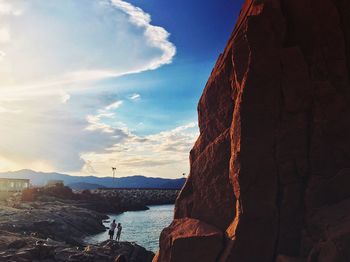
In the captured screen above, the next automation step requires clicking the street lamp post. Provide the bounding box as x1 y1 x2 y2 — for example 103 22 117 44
112 167 116 186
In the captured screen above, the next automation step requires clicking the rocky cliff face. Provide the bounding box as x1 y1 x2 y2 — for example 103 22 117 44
155 0 350 261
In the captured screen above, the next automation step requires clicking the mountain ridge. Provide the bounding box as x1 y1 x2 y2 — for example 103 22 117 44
0 169 185 190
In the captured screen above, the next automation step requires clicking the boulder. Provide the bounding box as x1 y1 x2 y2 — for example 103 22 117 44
154 218 223 262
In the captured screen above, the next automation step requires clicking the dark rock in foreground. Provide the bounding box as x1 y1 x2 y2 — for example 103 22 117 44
0 195 154 262
0 239 153 262
0 198 106 246
155 0 350 261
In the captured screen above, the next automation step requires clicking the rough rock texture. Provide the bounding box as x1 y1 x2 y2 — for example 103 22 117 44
155 0 350 261
0 198 107 246
0 196 154 262
157 218 224 262
0 239 154 262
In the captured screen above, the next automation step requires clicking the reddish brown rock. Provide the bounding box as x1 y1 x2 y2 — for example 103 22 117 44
175 130 235 230
21 188 39 202
153 218 223 262
156 0 350 261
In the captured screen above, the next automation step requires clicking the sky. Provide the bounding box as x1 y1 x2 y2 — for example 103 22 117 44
0 0 243 178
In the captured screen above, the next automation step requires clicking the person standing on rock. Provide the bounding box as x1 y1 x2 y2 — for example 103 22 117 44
116 223 122 241
109 220 117 240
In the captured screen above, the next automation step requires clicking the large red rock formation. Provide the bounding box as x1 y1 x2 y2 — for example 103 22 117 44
154 0 350 261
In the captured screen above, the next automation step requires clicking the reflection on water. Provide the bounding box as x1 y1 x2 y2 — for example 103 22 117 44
85 204 174 252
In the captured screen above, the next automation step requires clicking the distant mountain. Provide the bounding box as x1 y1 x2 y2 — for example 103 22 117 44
0 169 186 190
161 178 186 189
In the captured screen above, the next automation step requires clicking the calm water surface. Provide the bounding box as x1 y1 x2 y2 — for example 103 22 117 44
85 204 174 252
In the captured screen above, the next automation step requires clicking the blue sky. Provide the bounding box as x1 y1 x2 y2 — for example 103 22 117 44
0 0 243 178
108 0 244 135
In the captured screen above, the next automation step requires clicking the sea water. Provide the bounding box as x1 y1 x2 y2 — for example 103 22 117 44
85 204 174 252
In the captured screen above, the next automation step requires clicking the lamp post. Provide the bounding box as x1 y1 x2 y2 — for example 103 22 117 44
112 167 116 186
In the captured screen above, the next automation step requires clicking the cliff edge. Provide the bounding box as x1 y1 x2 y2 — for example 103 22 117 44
155 0 350 261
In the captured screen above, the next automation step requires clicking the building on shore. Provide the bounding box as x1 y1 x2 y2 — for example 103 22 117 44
0 178 30 192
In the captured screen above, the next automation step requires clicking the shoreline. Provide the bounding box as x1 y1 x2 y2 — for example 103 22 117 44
0 185 179 261
0 190 157 261
85 204 175 254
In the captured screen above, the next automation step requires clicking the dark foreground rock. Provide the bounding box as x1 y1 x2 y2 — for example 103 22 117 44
0 196 154 262
0 200 106 246
0 239 153 262
155 0 350 261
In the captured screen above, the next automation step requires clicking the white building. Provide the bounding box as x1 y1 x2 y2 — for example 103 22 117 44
0 178 30 192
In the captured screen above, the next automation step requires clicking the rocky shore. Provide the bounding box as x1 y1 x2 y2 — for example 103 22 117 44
0 236 153 262
0 188 156 261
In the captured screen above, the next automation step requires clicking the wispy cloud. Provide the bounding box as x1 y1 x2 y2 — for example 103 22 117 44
60 90 71 104
128 93 141 101
104 100 124 111
85 100 124 133
0 105 21 114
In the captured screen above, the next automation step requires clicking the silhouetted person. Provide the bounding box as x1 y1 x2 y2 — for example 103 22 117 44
116 223 122 241
109 220 117 240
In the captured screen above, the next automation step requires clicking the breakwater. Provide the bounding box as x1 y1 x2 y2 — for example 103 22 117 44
92 188 179 205
81 188 180 213
21 185 180 213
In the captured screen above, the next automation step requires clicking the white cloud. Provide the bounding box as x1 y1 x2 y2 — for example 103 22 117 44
111 0 176 70
86 100 124 133
105 100 123 111
0 50 6 61
128 93 141 101
0 0 22 16
0 0 176 98
79 122 198 178
0 27 10 43
60 90 71 104
0 95 129 173
86 115 115 133
0 105 20 114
